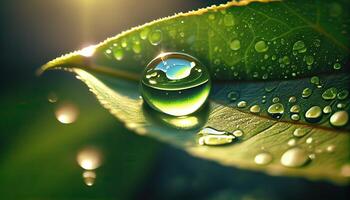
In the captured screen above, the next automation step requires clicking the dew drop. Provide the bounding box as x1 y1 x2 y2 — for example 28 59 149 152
223 14 235 26
254 152 273 165
140 28 150 40
288 96 297 103
198 127 226 135
272 97 280 103
302 88 312 98
55 103 79 124
290 105 301 113
229 39 241 51
291 114 300 121
310 76 320 85
148 29 162 45
237 101 247 108
306 137 313 144
292 41 306 53
293 127 310 137
304 55 314 65
280 147 309 168
305 106 322 122
337 89 349 100
198 134 235 146
322 87 337 100
132 43 141 54
330 111 348 127
288 138 297 146
232 129 244 137
323 105 332 114
333 63 341 70
337 103 346 109
254 40 269 53
48 92 58 103
113 49 124 61
227 91 240 101
326 145 336 153
267 103 284 119
140 52 211 116
249 105 261 113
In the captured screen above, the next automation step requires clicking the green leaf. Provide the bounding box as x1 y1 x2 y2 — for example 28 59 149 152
40 0 350 184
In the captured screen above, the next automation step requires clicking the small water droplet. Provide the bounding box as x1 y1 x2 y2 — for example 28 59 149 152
337 89 349 100
237 101 247 108
223 14 235 26
267 103 284 119
323 105 332 114
249 105 261 113
302 88 312 98
198 127 226 135
288 96 297 103
291 114 300 121
282 56 290 65
264 85 276 93
333 63 341 70
322 87 337 100
290 105 301 113
113 49 124 61
292 41 306 53
305 106 322 122
306 137 313 144
83 171 96 186
272 97 280 103
227 91 240 101
254 152 273 165
232 129 244 137
330 111 348 127
140 52 211 116
280 147 309 168
293 127 310 137
254 40 269 53
308 153 316 160
132 43 141 54
208 14 215 20
148 29 162 45
198 134 235 146
326 145 336 153
310 76 320 85
140 28 150 40
229 39 241 51
77 147 102 170
48 92 58 103
337 103 346 109
288 138 297 146
304 55 314 65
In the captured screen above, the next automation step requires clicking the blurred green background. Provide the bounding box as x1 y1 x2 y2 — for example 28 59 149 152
0 0 349 199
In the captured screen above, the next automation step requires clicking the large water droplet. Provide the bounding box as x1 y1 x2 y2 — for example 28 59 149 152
140 52 211 116
254 152 273 165
330 111 348 127
280 147 309 168
148 29 162 45
322 87 337 100
305 106 322 122
229 39 241 51
292 41 306 53
302 88 312 98
267 103 284 119
254 40 269 53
